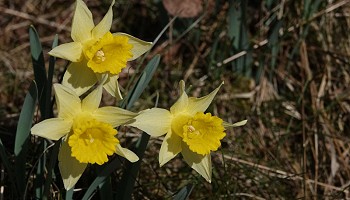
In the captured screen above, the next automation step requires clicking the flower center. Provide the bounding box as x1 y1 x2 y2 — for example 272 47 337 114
185 125 201 138
84 32 133 74
94 50 106 63
178 112 226 155
187 125 196 133
68 112 119 165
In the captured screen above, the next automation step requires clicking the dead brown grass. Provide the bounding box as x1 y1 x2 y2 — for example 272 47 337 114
1 0 350 199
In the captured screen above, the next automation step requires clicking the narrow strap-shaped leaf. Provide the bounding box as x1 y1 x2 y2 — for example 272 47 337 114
268 19 282 81
289 0 322 66
116 132 150 200
81 158 122 200
65 187 74 200
227 0 252 75
0 138 18 198
35 142 46 198
42 141 60 200
98 176 113 200
42 34 59 200
116 56 160 199
117 55 160 199
29 25 48 119
14 81 38 198
303 0 321 20
120 54 160 109
83 55 160 199
172 184 194 200
29 26 50 199
45 34 58 119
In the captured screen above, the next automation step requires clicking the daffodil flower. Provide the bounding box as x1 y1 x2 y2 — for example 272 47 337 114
31 83 139 190
129 81 247 182
49 0 152 98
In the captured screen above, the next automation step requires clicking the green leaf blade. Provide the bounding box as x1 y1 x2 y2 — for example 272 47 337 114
14 80 38 197
29 26 48 119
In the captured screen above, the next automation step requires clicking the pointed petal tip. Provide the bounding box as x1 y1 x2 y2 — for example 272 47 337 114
115 144 139 163
71 0 94 42
48 42 83 62
65 185 73 191
159 161 166 167
223 119 248 128
113 33 152 60
241 119 248 124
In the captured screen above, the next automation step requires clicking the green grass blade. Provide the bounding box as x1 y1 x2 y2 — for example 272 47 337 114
227 0 240 45
14 81 38 198
227 0 252 75
290 0 322 61
29 25 48 119
120 54 161 109
303 0 312 19
172 184 194 200
303 0 321 20
268 20 282 81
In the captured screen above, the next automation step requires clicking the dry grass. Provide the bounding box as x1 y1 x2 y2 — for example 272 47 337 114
1 0 350 199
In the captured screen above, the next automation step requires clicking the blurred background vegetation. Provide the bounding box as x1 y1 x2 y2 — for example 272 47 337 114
1 0 350 199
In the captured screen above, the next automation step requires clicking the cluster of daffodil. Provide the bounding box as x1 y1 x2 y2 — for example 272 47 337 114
31 0 247 190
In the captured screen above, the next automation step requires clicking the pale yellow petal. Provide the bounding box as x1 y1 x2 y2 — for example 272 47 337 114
170 81 188 115
115 144 139 163
31 118 72 140
71 0 94 42
92 0 115 39
53 84 81 119
62 62 97 96
159 130 182 166
48 42 83 62
102 74 123 100
114 33 152 60
94 107 138 127
223 119 247 128
81 85 102 113
129 108 172 137
181 144 212 182
187 82 223 115
58 139 87 190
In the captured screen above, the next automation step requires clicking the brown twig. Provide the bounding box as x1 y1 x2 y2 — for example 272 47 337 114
0 6 71 32
219 154 349 195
